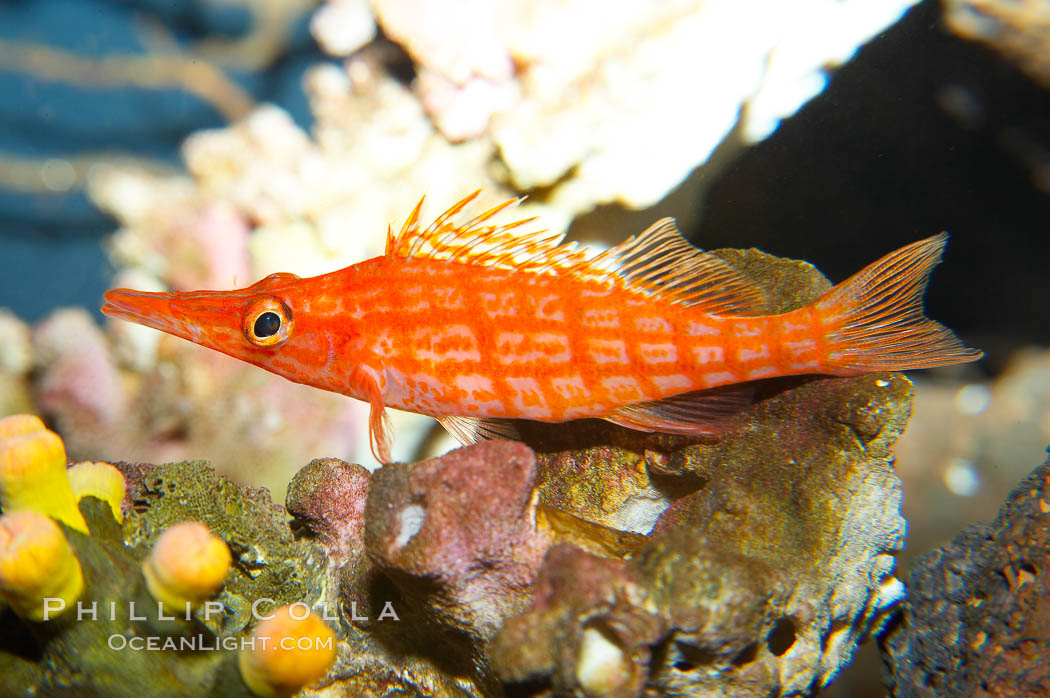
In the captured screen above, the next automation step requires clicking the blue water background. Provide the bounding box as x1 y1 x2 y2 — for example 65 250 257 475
0 0 320 321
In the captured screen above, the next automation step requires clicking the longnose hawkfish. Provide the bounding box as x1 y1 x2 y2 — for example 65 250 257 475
103 191 982 463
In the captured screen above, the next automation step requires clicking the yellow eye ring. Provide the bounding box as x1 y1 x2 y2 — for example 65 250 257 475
243 298 293 348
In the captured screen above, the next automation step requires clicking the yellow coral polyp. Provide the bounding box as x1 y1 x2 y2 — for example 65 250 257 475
142 521 231 612
0 414 87 533
0 510 84 621
67 461 126 523
238 604 337 697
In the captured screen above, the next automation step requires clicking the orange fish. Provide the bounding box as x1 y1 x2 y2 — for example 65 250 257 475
103 192 981 463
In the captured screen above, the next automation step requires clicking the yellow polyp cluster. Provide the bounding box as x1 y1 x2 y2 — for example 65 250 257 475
141 521 231 613
238 605 338 697
0 414 88 533
0 510 84 621
67 461 126 523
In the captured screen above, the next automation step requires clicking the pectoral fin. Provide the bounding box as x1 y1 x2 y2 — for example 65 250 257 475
354 365 393 464
368 401 393 465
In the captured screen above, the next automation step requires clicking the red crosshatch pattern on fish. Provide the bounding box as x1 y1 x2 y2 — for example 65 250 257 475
103 191 982 463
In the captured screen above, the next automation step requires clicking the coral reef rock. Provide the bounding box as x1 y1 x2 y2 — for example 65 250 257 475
0 456 330 697
286 457 371 566
364 440 553 644
881 456 1050 697
495 371 910 697
371 0 919 207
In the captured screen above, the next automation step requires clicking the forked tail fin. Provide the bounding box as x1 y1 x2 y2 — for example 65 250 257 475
816 233 982 373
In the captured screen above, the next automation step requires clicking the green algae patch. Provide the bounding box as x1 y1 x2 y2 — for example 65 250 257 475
120 460 327 630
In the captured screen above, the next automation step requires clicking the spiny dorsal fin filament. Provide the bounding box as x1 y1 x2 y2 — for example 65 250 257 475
385 190 591 274
384 193 767 315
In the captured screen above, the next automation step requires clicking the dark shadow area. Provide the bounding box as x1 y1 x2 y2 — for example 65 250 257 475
695 0 1050 372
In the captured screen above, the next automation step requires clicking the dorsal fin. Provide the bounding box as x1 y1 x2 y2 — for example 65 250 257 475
385 190 593 274
587 219 767 315
385 193 766 315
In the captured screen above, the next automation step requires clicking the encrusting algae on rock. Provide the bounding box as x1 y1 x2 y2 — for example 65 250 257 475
0 420 339 697
882 456 1050 696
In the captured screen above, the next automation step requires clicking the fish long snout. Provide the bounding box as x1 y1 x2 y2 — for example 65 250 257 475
102 288 239 348
102 288 176 328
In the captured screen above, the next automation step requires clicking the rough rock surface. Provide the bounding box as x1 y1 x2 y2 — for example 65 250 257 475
881 457 1050 697
286 457 371 566
118 459 328 631
364 440 553 644
494 372 911 697
491 544 665 697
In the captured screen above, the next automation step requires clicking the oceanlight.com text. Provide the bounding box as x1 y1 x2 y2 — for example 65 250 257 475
107 634 334 652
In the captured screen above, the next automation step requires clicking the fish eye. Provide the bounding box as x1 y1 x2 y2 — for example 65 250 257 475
244 298 292 348
254 312 281 338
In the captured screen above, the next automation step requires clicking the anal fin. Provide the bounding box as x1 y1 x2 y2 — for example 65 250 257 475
438 415 521 447
603 384 754 435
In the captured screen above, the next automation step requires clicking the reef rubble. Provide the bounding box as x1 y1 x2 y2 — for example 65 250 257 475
491 369 910 697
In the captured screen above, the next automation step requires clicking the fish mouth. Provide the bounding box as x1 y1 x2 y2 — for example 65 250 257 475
102 288 229 346
103 289 178 330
